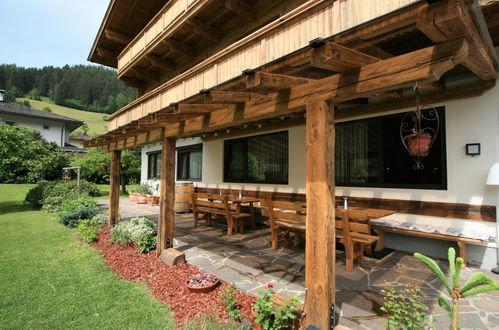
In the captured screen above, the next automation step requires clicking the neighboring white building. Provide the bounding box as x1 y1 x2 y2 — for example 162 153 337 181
0 98 84 152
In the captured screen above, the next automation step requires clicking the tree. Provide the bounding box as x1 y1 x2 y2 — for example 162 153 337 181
70 147 111 184
0 124 69 183
121 148 141 193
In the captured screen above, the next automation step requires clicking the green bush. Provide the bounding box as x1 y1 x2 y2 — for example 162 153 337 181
57 196 97 215
91 212 109 226
110 217 156 253
136 235 156 253
75 220 98 243
130 184 150 195
59 206 101 228
24 182 51 209
41 180 100 212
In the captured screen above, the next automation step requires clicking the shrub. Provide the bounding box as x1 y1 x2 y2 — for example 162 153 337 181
380 283 433 329
136 235 156 253
24 182 50 209
59 206 101 228
57 196 97 214
75 220 98 243
41 180 100 212
253 283 301 330
110 217 156 253
131 184 150 195
220 282 241 321
91 212 108 226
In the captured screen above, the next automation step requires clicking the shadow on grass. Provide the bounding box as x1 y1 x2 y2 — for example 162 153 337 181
0 201 34 215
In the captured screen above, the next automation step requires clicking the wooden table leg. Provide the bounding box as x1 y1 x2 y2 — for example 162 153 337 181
249 202 255 230
457 241 467 268
374 228 385 252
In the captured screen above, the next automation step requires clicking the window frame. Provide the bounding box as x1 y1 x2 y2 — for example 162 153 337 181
146 151 161 180
176 144 203 182
335 107 447 190
223 131 289 184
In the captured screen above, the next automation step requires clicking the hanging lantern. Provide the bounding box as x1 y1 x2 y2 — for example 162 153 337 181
63 170 70 180
400 83 440 170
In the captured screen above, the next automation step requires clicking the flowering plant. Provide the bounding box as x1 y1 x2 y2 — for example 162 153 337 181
253 283 301 330
188 273 219 288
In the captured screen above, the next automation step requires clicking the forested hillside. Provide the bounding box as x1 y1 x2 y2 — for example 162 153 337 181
0 64 135 114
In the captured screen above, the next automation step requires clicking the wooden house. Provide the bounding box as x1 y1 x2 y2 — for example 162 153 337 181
86 0 499 327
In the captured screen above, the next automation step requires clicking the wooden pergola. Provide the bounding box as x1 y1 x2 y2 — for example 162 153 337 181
86 1 497 327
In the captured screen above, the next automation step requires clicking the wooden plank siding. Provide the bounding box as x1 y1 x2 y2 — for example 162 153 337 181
109 0 418 131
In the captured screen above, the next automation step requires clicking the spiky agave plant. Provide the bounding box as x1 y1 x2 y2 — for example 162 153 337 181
414 248 499 330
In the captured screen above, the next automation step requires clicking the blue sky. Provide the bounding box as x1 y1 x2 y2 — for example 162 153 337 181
1 0 109 68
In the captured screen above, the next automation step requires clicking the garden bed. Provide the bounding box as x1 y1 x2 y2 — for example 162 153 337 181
91 227 255 327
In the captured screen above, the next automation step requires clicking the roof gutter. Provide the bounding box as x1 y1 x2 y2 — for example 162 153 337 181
471 0 499 72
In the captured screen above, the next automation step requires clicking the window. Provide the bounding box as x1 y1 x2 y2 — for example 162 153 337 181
224 131 288 184
43 124 50 129
335 107 446 189
147 151 162 179
177 144 202 181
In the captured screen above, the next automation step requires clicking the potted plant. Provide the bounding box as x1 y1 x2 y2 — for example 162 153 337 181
405 132 432 157
186 273 220 293
134 184 150 204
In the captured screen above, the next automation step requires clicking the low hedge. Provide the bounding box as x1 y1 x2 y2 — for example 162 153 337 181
59 206 101 228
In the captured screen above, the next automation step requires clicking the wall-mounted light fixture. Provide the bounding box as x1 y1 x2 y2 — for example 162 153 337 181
466 143 481 156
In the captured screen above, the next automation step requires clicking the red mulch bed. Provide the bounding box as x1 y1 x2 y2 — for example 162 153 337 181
90 227 256 327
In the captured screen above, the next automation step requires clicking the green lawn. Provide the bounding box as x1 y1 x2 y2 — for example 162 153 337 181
0 184 176 329
17 97 108 135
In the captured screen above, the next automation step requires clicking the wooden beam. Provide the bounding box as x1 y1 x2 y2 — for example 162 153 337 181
131 68 159 81
336 79 496 120
224 0 255 22
205 90 253 104
90 39 469 148
158 137 176 254
156 112 205 121
245 71 312 90
311 42 379 72
97 47 118 59
104 28 132 45
121 77 145 89
417 0 496 80
304 100 335 329
187 17 221 43
109 150 121 227
177 103 234 113
146 55 176 72
162 39 195 59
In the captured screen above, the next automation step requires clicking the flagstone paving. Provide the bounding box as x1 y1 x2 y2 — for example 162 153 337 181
99 198 499 329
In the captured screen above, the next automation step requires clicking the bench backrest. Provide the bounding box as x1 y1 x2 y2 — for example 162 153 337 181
191 193 230 215
261 199 306 226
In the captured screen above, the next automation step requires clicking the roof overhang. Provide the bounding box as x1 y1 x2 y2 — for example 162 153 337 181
86 0 498 151
88 0 169 68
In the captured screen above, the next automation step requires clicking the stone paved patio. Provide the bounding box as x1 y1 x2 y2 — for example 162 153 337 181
100 198 499 329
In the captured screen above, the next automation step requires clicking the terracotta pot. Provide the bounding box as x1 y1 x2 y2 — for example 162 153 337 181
186 274 220 293
129 192 138 202
136 194 148 204
406 133 432 157
100 166 108 172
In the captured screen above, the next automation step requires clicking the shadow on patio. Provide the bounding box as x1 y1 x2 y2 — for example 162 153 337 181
98 198 499 329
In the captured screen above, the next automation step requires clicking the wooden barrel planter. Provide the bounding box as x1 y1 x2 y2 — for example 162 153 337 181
174 181 194 213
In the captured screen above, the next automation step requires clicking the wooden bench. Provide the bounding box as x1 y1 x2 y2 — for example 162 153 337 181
261 200 378 272
335 209 378 272
191 193 253 236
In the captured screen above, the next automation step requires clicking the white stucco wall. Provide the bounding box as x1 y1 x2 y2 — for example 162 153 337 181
141 83 499 206
0 114 70 146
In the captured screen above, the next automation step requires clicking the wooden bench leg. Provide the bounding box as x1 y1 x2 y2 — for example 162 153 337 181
271 226 278 250
457 241 467 268
374 228 385 252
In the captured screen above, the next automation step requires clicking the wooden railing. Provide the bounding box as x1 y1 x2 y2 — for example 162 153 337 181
117 0 206 74
110 0 418 130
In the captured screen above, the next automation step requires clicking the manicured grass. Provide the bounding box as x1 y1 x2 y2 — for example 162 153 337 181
0 184 176 329
96 184 140 199
17 98 108 135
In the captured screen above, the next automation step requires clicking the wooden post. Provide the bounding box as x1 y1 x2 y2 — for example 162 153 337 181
109 150 121 227
158 137 176 254
305 101 336 329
